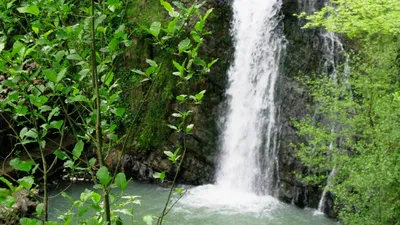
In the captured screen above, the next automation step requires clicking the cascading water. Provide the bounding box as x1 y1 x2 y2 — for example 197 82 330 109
176 0 288 214
317 167 337 213
215 0 285 196
170 1 337 223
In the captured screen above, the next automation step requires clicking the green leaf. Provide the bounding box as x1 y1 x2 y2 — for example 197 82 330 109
149 22 161 38
143 215 153 225
178 38 191 54
114 173 129 191
195 21 204 32
208 59 219 69
203 8 214 22
164 151 174 158
195 90 206 101
186 124 194 133
19 126 28 136
54 50 65 62
96 166 112 186
79 207 89 216
0 42 4 53
62 192 73 203
54 149 69 160
57 68 67 83
172 60 185 76
191 31 201 43
167 18 178 34
80 189 101 203
15 105 28 116
63 160 74 169
29 95 48 108
49 120 63 131
160 0 173 13
105 72 114 87
89 158 97 167
66 54 83 61
17 5 40 16
131 69 145 75
172 113 182 118
39 140 46 149
35 203 43 216
146 59 158 67
78 69 90 79
66 95 90 104
176 95 187 102
72 141 84 160
115 108 125 117
32 26 39 35
18 176 34 189
20 218 38 225
0 188 11 199
85 218 100 225
175 187 183 195
9 158 35 173
145 67 156 76
24 129 38 139
48 107 60 121
0 177 14 191
43 69 57 83
91 192 102 203
167 124 178 130
152 171 166 182
12 41 25 57
114 209 133 217
94 15 107 29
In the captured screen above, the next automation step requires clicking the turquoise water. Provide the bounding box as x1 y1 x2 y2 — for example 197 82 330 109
49 182 336 225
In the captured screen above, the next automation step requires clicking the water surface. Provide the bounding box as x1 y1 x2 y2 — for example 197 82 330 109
49 182 336 225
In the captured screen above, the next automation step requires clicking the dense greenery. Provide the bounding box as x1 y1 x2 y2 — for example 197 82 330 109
0 0 216 224
296 1 400 224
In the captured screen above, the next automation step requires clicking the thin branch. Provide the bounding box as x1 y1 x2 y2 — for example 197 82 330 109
0 113 44 173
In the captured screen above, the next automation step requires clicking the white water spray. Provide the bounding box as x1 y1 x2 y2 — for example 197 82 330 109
317 167 337 212
215 0 285 195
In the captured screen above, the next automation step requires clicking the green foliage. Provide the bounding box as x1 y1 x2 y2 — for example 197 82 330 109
128 0 216 150
0 0 132 222
127 0 167 37
9 158 35 173
141 2 217 225
0 0 216 224
301 0 400 37
297 2 400 223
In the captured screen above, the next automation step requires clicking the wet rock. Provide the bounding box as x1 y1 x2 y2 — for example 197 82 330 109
0 189 38 223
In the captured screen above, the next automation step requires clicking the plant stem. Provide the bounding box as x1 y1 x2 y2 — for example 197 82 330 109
157 127 188 225
90 0 111 223
39 147 48 222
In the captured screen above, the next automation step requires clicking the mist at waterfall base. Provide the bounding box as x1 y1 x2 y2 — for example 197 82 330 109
49 182 335 225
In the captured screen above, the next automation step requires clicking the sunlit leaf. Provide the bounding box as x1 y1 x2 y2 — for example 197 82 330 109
17 5 40 16
96 166 112 186
72 141 84 160
10 158 35 173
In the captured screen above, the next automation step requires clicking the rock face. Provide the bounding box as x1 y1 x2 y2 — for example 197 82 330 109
277 0 320 207
124 0 233 185
277 0 337 215
0 189 38 224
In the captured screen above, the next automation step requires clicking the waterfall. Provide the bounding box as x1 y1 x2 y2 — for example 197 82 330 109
215 0 285 195
317 167 337 212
